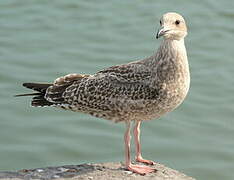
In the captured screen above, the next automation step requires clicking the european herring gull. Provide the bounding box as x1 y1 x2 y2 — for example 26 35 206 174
16 12 190 175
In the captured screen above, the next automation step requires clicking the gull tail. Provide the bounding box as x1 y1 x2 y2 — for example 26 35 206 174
15 83 54 107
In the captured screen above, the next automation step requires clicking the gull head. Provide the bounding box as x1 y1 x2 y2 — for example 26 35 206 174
156 12 187 40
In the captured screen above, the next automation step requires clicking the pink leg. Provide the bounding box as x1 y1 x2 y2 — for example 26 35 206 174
133 121 156 165
124 121 155 175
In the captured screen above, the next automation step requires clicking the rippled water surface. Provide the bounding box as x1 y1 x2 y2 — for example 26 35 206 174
0 1 234 179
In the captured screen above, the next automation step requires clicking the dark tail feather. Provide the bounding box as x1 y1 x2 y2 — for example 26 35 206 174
32 95 54 106
16 83 54 107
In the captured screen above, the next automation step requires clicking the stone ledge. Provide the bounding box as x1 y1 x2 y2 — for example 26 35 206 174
0 162 196 180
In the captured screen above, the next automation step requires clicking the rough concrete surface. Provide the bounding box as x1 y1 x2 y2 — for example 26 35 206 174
0 162 196 180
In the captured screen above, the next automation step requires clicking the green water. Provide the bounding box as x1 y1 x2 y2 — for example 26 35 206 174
0 0 234 179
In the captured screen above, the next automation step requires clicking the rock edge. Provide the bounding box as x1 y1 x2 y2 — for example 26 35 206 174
0 162 196 180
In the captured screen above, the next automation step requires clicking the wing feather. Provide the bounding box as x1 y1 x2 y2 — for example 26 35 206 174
62 62 159 113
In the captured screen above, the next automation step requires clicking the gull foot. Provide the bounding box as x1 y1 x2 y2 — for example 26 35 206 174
136 156 156 165
126 164 156 175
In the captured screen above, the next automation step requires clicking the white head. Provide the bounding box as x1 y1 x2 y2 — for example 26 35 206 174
156 12 187 40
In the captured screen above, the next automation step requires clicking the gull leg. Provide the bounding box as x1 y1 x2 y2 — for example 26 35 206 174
124 121 155 175
124 121 132 169
133 121 156 165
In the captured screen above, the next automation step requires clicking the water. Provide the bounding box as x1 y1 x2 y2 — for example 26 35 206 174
0 0 233 179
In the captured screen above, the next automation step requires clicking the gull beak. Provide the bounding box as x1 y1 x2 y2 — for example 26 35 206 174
156 27 169 39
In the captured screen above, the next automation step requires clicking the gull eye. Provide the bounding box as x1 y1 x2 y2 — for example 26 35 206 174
160 20 162 25
175 20 180 25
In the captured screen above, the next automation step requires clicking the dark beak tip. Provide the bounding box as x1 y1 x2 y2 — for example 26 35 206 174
156 30 160 39
156 34 159 39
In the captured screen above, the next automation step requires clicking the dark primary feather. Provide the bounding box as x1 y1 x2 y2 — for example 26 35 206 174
16 83 53 107
15 83 51 97
14 92 41 97
23 83 51 92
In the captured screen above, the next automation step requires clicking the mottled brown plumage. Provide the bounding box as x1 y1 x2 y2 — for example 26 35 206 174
17 12 190 175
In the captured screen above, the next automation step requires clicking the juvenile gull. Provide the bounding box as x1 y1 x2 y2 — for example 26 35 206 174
16 12 190 175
